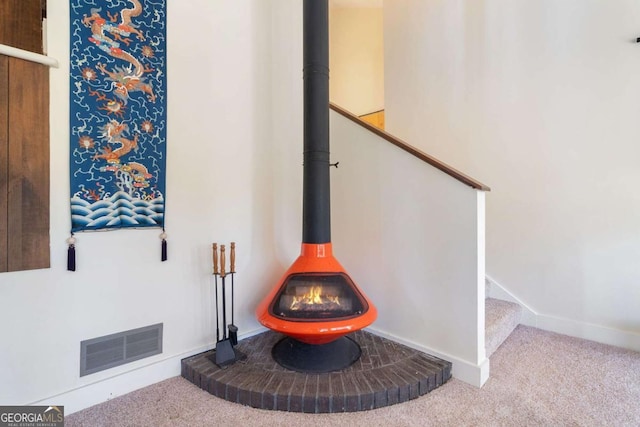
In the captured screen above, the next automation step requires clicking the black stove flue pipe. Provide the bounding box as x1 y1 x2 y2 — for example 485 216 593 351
302 0 331 244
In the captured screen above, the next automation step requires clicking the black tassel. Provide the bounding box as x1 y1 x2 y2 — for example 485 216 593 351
67 245 76 271
67 234 77 271
161 238 167 261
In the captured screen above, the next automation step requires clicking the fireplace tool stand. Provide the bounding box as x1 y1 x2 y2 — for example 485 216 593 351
209 242 245 368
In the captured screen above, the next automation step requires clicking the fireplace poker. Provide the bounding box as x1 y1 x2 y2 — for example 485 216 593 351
212 243 220 342
228 242 238 345
220 245 228 340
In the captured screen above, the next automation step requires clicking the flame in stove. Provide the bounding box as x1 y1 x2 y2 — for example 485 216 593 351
290 286 340 311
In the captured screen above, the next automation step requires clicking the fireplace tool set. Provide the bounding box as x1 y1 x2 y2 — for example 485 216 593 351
210 242 245 368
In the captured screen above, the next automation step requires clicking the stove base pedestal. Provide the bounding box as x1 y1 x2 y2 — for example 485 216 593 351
272 336 361 373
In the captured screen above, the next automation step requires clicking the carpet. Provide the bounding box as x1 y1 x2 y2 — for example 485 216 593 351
66 326 640 426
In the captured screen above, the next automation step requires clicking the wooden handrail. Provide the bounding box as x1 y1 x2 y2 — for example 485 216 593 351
330 103 491 191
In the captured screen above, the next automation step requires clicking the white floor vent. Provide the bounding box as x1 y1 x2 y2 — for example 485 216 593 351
80 323 163 376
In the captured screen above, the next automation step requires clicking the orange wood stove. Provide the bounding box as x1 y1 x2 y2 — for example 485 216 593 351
255 243 377 373
256 243 377 346
255 0 376 373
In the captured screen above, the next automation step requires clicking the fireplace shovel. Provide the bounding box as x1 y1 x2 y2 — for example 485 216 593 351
211 243 244 368
228 242 238 346
214 244 234 367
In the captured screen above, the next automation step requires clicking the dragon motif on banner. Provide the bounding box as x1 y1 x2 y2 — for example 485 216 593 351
70 0 166 231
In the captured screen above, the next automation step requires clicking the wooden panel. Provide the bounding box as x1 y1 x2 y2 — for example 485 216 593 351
0 0 43 53
0 55 8 272
7 58 49 271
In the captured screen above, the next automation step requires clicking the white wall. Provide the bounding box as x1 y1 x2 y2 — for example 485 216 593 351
0 0 283 413
330 112 487 386
270 0 304 266
329 6 384 116
385 0 640 349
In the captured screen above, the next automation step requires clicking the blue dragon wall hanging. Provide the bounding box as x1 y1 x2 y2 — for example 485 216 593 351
69 0 167 270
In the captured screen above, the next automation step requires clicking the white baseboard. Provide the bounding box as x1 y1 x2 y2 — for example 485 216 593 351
366 327 490 388
30 328 268 415
536 314 640 352
485 275 640 353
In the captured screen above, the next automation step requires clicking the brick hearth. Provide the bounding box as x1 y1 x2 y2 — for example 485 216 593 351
181 330 452 413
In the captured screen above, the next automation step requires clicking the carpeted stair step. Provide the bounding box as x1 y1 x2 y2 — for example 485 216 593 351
485 298 522 358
